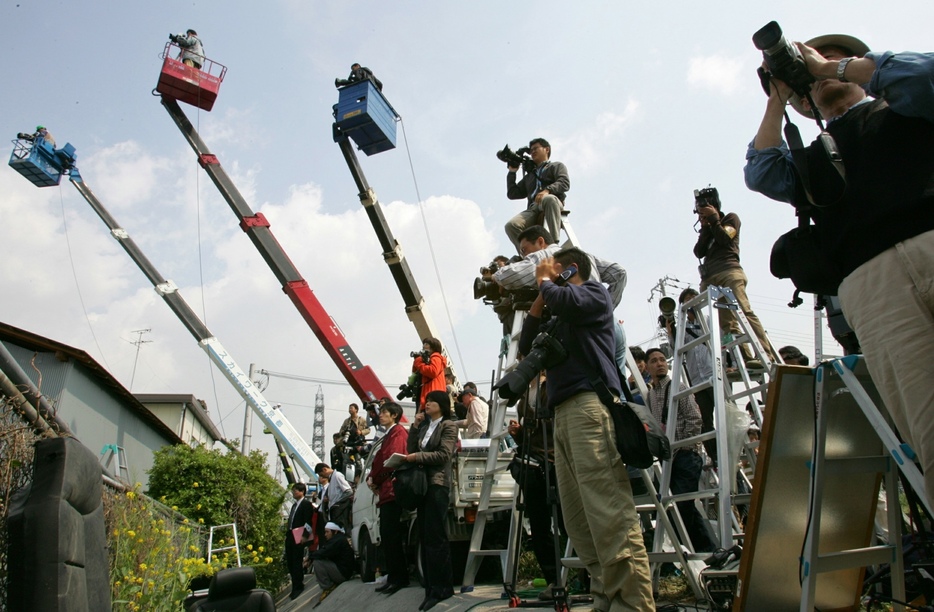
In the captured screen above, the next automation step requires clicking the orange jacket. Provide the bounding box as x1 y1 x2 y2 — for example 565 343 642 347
413 352 447 409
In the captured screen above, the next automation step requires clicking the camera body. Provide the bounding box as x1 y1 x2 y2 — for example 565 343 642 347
494 318 568 403
397 372 423 401
496 144 536 174
753 21 815 98
693 187 721 214
409 349 431 362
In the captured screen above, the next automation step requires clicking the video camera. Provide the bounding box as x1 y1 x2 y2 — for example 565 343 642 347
496 144 536 174
494 316 567 405
753 21 815 98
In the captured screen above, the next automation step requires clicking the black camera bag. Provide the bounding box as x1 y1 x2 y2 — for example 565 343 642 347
770 220 843 296
392 463 427 511
607 398 671 469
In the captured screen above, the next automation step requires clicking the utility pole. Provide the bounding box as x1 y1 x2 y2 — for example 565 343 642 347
241 363 256 454
129 328 152 391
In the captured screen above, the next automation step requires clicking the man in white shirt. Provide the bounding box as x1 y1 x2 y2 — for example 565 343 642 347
314 463 354 532
456 383 489 439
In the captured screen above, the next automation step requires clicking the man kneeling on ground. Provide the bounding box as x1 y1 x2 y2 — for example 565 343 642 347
307 522 355 603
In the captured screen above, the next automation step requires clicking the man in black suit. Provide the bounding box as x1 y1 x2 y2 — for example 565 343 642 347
285 483 314 600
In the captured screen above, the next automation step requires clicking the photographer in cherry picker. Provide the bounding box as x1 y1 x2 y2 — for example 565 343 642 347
497 247 654 611
406 338 447 411
745 21 934 511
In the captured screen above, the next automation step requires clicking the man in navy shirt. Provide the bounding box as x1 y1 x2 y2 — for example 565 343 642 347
519 247 654 611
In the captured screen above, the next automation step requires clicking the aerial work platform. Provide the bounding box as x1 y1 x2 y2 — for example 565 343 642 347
155 41 226 111
333 80 399 155
8 137 77 187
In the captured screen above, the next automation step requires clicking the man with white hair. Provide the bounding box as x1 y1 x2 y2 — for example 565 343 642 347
746 34 934 510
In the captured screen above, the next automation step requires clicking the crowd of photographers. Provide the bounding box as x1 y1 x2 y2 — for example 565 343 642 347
290 27 934 611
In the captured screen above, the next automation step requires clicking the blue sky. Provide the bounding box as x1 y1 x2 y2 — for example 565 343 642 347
2 1 930 482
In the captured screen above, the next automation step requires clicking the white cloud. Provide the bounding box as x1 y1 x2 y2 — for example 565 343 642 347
687 54 745 95
557 102 641 175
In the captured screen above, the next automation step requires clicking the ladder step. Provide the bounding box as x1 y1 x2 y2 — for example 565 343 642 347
467 549 508 557
811 546 894 575
822 455 889 476
561 556 585 569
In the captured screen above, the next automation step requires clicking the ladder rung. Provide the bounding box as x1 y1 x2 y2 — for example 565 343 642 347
468 549 508 556
561 556 585 568
822 455 889 476
811 545 894 574
673 379 713 401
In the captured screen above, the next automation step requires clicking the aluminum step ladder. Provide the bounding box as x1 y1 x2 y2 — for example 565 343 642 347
99 444 130 483
207 523 242 567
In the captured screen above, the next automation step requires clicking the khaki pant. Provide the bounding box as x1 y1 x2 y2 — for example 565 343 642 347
838 229 934 513
505 194 564 252
554 392 654 612
700 268 776 361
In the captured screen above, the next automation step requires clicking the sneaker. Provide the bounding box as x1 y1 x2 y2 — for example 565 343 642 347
744 359 763 369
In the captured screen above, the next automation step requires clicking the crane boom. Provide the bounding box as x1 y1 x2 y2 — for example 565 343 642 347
160 96 391 404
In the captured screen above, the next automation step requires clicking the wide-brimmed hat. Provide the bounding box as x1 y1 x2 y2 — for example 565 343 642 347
790 33 870 118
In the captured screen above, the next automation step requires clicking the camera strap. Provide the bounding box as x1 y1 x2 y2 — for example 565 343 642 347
783 113 846 210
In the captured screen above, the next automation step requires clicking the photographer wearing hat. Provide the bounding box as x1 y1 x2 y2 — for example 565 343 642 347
746 33 934 510
518 247 654 611
168 28 204 69
693 187 777 365
504 138 569 252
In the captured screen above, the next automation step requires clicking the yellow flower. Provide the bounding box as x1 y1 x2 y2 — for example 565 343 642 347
196 504 202 510
258 546 265 553
126 530 136 537
113 529 120 536
160 495 166 502
183 519 189 524
190 545 199 553
198 518 204 524
139 563 148 571
193 482 200 487
247 544 253 551
264 557 273 564
171 505 178 511
126 491 136 499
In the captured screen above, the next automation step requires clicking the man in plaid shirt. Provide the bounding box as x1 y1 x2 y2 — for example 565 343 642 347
644 348 717 553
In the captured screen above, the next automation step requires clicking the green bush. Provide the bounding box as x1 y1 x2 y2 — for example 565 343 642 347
146 444 288 591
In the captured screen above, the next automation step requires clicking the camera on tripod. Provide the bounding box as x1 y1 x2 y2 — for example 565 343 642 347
753 21 815 98
494 317 568 403
496 144 536 174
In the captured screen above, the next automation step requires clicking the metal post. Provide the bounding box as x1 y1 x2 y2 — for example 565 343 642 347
242 363 255 454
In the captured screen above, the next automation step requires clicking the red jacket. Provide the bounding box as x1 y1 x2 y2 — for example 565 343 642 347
413 352 447 408
368 423 408 506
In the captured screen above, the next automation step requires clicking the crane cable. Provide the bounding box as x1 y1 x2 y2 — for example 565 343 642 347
58 185 112 373
398 117 469 381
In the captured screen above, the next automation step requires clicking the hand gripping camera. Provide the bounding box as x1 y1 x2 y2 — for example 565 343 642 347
753 21 815 98
496 144 536 174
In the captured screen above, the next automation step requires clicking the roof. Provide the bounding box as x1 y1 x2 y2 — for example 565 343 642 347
0 321 184 445
134 393 224 442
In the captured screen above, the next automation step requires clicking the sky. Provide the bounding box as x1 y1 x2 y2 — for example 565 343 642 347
2 2 930 485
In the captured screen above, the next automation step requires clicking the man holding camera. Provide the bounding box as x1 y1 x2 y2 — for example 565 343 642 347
519 247 654 611
693 187 777 365
168 29 204 69
746 33 934 510
504 138 569 252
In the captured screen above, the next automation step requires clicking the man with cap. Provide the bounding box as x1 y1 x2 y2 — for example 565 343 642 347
169 29 204 69
456 382 489 439
285 483 314 600
746 34 934 511
306 522 355 603
17 126 55 147
693 186 777 365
